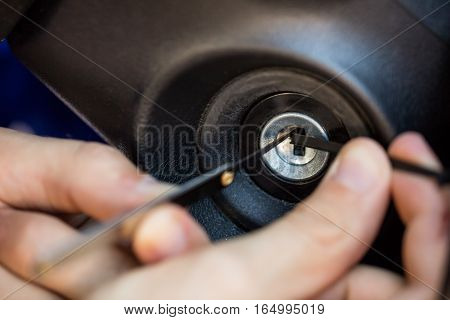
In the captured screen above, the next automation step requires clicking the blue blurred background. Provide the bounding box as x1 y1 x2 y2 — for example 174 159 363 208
0 39 102 141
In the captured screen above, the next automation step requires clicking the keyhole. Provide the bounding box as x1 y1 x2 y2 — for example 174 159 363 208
290 127 306 156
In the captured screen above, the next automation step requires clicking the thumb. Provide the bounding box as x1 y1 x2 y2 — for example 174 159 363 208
241 137 392 298
90 138 393 299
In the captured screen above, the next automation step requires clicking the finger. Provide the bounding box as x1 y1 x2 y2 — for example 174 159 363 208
0 208 135 299
317 265 403 299
132 204 210 264
0 205 208 298
0 128 168 220
0 265 60 300
388 132 449 299
90 138 392 299
255 138 392 298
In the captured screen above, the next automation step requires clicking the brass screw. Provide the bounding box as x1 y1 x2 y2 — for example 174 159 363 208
220 171 235 187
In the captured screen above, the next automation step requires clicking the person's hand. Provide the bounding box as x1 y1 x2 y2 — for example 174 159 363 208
0 128 209 299
0 128 448 299
88 132 448 299
317 132 449 299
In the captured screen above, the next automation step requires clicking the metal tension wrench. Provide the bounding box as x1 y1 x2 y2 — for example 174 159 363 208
289 128 450 185
39 129 450 272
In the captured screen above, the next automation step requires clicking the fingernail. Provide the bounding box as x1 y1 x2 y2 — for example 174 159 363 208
410 134 442 171
148 209 187 256
133 174 158 194
330 143 381 193
131 175 174 200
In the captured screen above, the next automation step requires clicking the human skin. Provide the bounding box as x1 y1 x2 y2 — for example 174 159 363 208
0 128 447 299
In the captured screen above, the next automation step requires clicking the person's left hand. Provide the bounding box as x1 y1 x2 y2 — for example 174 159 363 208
0 128 209 299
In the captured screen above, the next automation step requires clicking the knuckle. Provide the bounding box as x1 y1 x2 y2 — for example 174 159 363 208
319 181 362 206
286 204 350 250
11 220 39 275
310 221 350 250
75 142 120 161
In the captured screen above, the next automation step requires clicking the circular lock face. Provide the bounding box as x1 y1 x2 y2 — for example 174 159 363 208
198 69 370 230
260 112 329 182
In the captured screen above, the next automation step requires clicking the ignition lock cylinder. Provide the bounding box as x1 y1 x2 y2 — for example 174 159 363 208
199 70 369 230
260 112 329 182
